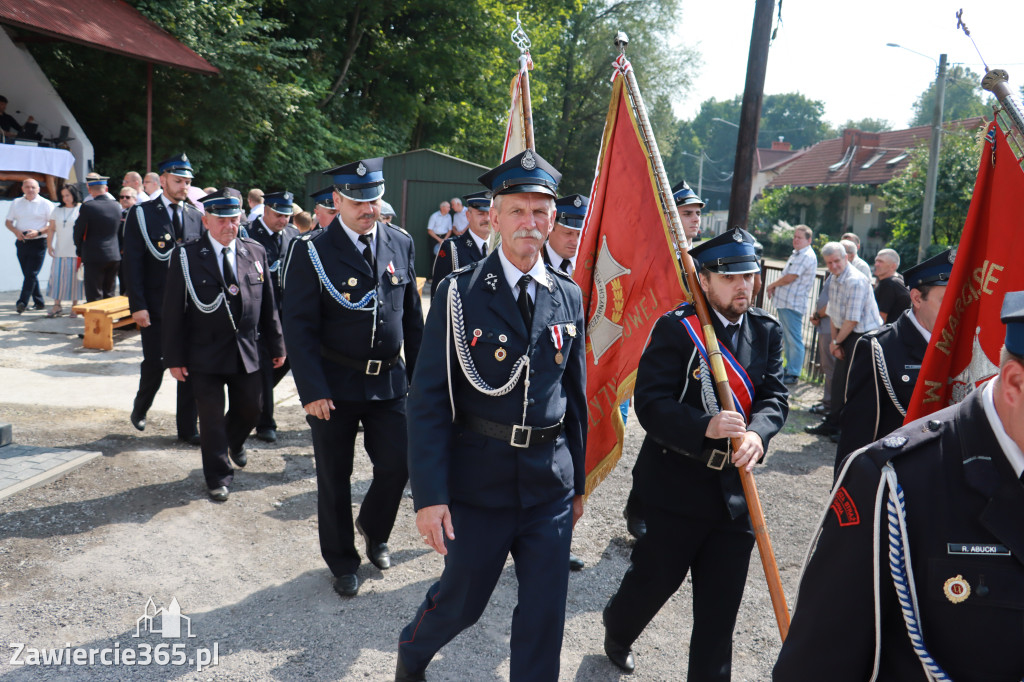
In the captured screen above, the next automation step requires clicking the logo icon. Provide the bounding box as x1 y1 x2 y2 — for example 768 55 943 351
134 597 195 639
573 196 582 208
521 150 537 171
356 162 367 177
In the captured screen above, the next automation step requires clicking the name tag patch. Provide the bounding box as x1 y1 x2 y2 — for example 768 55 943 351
947 543 1010 556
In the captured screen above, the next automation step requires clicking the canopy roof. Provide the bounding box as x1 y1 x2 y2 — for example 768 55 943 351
0 0 217 74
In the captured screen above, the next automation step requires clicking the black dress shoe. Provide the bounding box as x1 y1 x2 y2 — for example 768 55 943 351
230 447 247 468
130 410 146 432
15 303 26 314
255 428 277 443
178 434 202 446
395 656 426 682
804 421 839 436
333 574 359 597
568 553 585 571
623 509 647 540
208 486 229 502
604 632 635 673
32 303 45 311
356 518 391 570
809 404 829 415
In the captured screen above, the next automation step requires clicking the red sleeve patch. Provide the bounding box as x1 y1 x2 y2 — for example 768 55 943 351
438 249 446 258
830 487 860 527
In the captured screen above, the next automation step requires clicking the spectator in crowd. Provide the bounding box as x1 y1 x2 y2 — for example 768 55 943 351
117 187 137 295
45 184 84 317
0 95 33 138
805 241 882 439
379 201 397 225
82 172 115 203
142 172 161 200
426 200 452 257
122 172 150 202
74 174 123 301
450 196 468 235
807 273 835 416
202 186 217 195
873 248 910 323
5 178 54 313
247 188 265 224
840 233 871 279
764 225 817 385
292 210 313 233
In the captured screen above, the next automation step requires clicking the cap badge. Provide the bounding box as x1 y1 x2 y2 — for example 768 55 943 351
573 196 582 208
521 150 537 171
356 162 367 177
943 574 971 604
732 230 743 243
948 249 956 264
181 153 189 163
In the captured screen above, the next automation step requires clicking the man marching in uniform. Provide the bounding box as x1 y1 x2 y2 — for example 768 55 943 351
310 185 338 232
248 190 299 443
429 190 492 297
836 249 954 470
162 190 285 501
602 228 788 679
395 150 587 682
123 153 202 443
775 291 1024 681
542 193 586 276
283 158 423 599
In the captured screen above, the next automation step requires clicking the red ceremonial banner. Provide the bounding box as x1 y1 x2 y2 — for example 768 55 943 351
905 120 1024 421
574 71 687 494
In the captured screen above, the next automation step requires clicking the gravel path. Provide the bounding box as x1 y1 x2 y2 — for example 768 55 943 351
0 303 838 681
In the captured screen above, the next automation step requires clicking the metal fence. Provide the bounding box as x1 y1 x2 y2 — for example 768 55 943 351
755 263 827 382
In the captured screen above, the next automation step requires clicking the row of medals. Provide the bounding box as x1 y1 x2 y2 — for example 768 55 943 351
470 323 576 365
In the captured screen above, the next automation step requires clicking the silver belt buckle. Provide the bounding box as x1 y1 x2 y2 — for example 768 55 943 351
510 425 532 448
706 449 728 470
365 359 382 376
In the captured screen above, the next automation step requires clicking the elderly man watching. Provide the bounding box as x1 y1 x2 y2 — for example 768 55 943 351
840 233 871 279
142 172 161 200
122 172 150 202
765 224 817 384
450 197 468 235
805 241 881 439
872 248 910 323
427 200 452 257
5 178 54 313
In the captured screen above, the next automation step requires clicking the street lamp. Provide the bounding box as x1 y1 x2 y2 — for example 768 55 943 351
887 42 947 264
711 117 740 128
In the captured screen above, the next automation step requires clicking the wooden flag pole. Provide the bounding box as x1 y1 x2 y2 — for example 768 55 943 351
613 31 791 641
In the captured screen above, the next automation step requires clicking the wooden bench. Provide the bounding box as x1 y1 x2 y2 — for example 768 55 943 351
71 296 135 351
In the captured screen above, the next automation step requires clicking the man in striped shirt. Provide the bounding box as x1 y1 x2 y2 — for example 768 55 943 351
765 225 817 384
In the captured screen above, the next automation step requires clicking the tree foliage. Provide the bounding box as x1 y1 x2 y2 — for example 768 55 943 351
879 126 983 264
910 65 993 128
837 118 892 133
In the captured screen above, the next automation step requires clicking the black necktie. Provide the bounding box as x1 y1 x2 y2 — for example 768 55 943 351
359 233 375 270
480 242 487 257
560 258 572 275
516 275 534 329
170 203 181 240
222 247 238 288
726 323 740 345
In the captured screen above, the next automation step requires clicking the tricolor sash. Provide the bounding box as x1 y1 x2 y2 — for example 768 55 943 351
678 314 755 423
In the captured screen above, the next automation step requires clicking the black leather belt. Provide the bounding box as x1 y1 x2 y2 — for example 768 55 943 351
320 345 400 376
456 410 563 449
651 435 731 470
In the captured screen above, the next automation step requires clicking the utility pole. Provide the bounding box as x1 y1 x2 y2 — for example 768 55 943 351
727 0 775 230
697 151 704 200
918 53 947 264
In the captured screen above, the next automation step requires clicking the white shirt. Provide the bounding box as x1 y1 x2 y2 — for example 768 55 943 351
247 204 264 224
468 229 488 255
452 207 469 234
427 210 452 237
161 194 185 225
134 190 151 203
544 241 577 275
7 195 55 235
497 246 550 304
50 205 81 257
712 307 746 346
906 308 930 341
207 231 237 282
340 220 377 262
981 380 1024 478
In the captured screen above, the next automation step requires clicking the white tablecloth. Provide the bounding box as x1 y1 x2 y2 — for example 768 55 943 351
0 145 75 178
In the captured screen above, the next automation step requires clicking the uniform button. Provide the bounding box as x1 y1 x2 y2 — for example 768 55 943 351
530 370 535 376
927 419 941 432
528 398 535 406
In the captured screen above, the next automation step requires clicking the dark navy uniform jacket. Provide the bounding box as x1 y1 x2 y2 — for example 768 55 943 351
123 198 204 316
408 251 587 510
631 303 788 520
775 388 1024 681
73 194 123 264
429 231 487 297
282 218 423 404
837 310 927 460
162 237 284 375
248 217 299 311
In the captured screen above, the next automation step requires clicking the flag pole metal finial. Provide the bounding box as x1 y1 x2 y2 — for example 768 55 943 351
511 13 531 54
614 31 629 53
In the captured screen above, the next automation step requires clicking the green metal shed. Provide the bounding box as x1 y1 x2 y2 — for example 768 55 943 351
305 149 489 277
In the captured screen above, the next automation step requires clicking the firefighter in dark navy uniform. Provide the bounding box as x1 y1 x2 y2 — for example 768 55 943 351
602 228 788 679
541 193 586 277
395 150 587 682
123 152 202 443
282 158 423 599
248 190 299 443
836 249 955 471
162 189 285 501
775 291 1024 682
429 190 491 297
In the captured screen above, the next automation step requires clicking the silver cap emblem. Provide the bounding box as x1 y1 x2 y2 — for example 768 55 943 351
521 150 537 171
573 196 582 208
356 162 367 177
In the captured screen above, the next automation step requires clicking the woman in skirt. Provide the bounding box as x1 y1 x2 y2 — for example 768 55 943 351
45 184 84 317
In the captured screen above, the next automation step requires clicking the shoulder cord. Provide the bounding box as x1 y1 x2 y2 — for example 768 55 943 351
882 464 951 681
306 240 378 346
136 205 172 262
699 352 721 417
179 248 236 332
445 280 531 425
872 337 907 417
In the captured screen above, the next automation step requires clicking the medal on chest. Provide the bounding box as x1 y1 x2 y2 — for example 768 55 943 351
254 259 264 282
550 323 564 364
387 260 398 285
